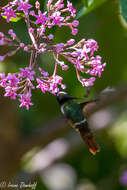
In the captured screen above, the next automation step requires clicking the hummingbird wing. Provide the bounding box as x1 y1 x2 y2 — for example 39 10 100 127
78 99 98 115
79 98 98 107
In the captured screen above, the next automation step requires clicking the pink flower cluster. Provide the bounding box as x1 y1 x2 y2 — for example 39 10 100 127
0 0 106 109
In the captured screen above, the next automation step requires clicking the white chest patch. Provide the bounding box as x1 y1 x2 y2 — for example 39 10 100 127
61 104 65 115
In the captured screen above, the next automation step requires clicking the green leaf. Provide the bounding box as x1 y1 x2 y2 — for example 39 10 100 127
82 0 89 7
1 12 25 22
1 16 21 22
77 0 108 19
120 0 127 23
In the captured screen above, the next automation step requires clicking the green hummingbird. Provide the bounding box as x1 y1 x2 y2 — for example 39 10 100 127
56 91 100 155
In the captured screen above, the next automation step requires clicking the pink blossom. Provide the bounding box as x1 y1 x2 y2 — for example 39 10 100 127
86 56 106 77
75 59 84 71
0 56 5 61
0 0 106 109
120 171 127 186
35 11 48 25
29 28 34 34
48 0 54 6
72 28 78 35
29 10 35 16
4 86 18 99
48 34 54 40
49 75 65 94
72 20 79 27
39 68 49 77
81 77 96 87
8 29 16 40
17 0 32 14
55 43 64 53
0 32 4 38
0 40 6 46
2 7 17 23
37 25 45 36
0 73 7 87
19 92 33 110
67 0 76 17
19 67 35 81
7 73 19 86
66 39 75 46
24 46 29 51
56 59 69 70
20 43 25 48
35 1 40 9
36 79 49 93
54 0 64 9
86 39 98 56
50 11 64 27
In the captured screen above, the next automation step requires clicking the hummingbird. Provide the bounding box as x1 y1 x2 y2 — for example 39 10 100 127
56 91 100 155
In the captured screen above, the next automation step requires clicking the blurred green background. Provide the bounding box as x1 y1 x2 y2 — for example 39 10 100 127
1 0 127 189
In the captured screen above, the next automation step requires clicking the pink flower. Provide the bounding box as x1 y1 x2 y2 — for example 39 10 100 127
0 73 7 87
8 29 16 40
120 171 127 186
35 11 48 25
67 0 76 17
86 39 98 56
0 56 5 61
66 39 75 46
38 68 49 77
35 1 40 9
37 75 66 95
72 20 79 27
86 56 106 77
19 67 35 80
19 92 33 110
4 86 18 99
2 7 17 23
29 10 35 16
50 11 64 27
48 0 54 6
54 0 64 9
24 46 29 51
36 79 49 93
55 43 64 53
49 75 65 94
20 43 25 48
0 0 106 109
17 0 32 14
75 59 84 71
72 28 78 35
7 73 19 86
0 32 4 38
81 77 96 87
48 34 54 40
37 25 45 36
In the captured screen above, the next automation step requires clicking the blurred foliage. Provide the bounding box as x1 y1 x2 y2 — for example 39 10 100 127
120 0 127 23
77 0 108 19
1 0 127 190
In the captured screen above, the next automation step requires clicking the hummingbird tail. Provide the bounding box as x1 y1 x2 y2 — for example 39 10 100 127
76 121 100 155
83 134 100 155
